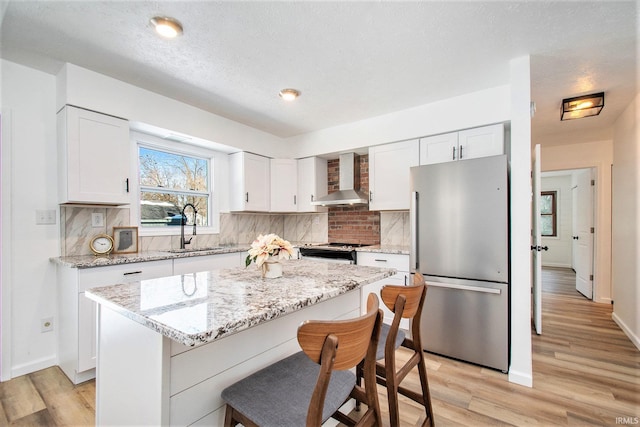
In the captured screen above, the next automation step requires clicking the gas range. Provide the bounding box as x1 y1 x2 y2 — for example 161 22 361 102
299 243 371 264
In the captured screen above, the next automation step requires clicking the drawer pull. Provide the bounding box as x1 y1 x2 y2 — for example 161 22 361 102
123 271 143 276
374 259 388 262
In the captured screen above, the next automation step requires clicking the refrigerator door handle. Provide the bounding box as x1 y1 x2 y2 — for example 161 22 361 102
427 281 502 295
410 191 419 271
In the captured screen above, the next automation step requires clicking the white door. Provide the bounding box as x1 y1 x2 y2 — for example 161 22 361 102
574 169 594 299
532 145 542 334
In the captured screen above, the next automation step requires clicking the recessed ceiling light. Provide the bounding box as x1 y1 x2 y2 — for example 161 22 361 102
279 88 300 101
150 16 183 39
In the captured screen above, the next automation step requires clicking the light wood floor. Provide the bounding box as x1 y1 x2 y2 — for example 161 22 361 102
1 267 638 426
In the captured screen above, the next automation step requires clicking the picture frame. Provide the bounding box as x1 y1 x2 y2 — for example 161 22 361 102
112 226 139 254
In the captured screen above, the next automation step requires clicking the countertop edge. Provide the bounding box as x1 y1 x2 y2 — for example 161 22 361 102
51 246 250 268
85 262 396 347
356 245 410 255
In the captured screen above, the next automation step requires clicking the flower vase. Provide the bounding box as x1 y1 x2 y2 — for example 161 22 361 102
262 258 283 279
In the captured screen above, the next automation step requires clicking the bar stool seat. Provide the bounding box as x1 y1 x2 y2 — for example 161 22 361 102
221 293 384 427
221 352 355 426
377 323 405 360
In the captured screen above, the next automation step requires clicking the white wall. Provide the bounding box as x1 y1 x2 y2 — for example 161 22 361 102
611 93 640 350
541 140 613 303
1 60 59 378
507 56 533 387
541 174 573 268
286 85 511 158
57 64 288 159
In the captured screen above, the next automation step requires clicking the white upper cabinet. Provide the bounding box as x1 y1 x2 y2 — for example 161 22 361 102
229 152 270 212
270 158 298 212
58 105 131 205
297 157 328 213
369 140 420 211
418 132 459 165
457 123 505 160
420 123 504 165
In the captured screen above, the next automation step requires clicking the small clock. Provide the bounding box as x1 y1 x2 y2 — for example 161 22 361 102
90 234 114 256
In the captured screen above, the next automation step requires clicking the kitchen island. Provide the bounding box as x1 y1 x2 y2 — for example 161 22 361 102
85 259 395 426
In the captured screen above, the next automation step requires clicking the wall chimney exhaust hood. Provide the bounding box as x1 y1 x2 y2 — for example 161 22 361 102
311 153 369 206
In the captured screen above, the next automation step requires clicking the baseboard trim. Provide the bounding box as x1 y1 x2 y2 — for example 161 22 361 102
541 262 572 268
508 369 533 387
612 312 640 351
11 355 57 379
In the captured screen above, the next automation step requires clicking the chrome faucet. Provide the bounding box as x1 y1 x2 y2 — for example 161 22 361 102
180 203 198 249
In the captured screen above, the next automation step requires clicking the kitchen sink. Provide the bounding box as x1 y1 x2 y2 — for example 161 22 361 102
168 247 223 253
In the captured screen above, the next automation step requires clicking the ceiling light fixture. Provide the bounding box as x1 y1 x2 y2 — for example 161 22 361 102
150 16 183 39
560 92 604 121
279 88 300 101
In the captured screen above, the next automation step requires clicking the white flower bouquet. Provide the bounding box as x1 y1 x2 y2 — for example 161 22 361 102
245 233 295 268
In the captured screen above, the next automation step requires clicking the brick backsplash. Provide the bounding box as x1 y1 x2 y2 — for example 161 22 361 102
327 154 380 245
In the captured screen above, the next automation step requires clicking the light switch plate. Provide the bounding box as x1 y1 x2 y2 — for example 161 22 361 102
92 212 105 227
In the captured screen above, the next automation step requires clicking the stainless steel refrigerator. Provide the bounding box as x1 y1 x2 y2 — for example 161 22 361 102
410 154 509 372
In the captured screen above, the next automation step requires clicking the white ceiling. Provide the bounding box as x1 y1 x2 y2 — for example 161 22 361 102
1 1 637 146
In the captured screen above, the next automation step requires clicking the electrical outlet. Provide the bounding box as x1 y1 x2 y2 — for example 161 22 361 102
36 210 56 225
91 212 105 227
41 317 53 333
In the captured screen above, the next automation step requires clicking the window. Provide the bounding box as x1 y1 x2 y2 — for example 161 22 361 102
139 146 210 228
540 191 557 237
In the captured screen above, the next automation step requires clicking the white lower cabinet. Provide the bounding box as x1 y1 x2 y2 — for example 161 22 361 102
172 252 244 275
357 252 410 329
58 252 246 384
58 260 173 384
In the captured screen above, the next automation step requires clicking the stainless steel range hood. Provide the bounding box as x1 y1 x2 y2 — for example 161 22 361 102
311 153 369 206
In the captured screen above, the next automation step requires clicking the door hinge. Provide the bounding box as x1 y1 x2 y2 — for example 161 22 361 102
591 227 595 233
590 274 594 281
591 179 595 186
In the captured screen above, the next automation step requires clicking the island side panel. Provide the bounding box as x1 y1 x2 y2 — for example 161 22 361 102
96 305 171 426
168 290 361 426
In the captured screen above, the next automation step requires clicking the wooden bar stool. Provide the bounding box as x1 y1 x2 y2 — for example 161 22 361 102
221 293 384 427
358 273 435 426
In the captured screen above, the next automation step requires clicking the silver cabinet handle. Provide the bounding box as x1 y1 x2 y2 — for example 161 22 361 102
294 195 296 205
374 259 388 262
369 191 373 202
459 145 463 159
245 192 249 203
452 146 456 160
410 191 418 271
428 282 501 294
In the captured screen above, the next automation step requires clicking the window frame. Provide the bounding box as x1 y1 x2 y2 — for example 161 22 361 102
540 190 557 237
131 132 220 236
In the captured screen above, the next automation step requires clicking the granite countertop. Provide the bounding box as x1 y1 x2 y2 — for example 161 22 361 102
51 245 252 269
85 259 396 347
356 245 410 255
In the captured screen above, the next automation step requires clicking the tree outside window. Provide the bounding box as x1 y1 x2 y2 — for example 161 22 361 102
540 191 557 237
139 146 210 227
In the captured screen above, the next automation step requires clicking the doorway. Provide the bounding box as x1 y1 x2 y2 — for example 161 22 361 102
540 168 595 300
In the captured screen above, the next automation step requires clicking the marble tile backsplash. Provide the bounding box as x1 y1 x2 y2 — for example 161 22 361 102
379 211 410 246
60 206 130 256
60 207 329 256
